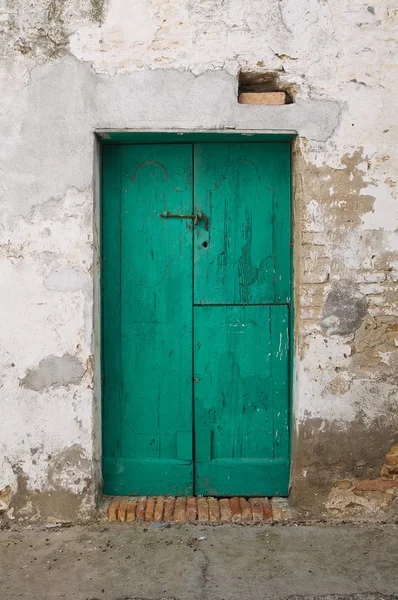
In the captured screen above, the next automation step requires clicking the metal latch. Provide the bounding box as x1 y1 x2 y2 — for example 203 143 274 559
161 211 209 231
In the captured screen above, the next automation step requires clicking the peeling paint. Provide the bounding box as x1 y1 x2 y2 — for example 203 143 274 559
321 279 367 336
291 416 397 514
20 355 85 391
44 267 91 295
10 452 93 521
352 315 398 382
0 0 397 520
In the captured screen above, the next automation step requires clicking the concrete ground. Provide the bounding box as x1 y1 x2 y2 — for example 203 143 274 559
0 523 397 600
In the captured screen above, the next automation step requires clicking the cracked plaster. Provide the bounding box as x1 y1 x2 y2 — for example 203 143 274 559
0 0 397 519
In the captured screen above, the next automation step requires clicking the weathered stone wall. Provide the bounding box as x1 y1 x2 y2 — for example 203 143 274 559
0 0 397 521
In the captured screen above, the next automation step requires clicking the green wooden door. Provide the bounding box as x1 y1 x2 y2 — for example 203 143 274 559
102 141 291 496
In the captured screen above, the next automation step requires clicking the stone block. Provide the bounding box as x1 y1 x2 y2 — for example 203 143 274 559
238 92 286 105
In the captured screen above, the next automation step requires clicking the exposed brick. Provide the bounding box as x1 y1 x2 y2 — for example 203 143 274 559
385 455 398 466
262 498 273 521
163 497 175 522
380 464 398 478
238 91 286 105
153 496 164 522
173 497 186 522
385 447 398 466
303 258 330 284
126 501 136 523
108 499 120 523
107 495 280 524
270 498 293 521
197 498 209 522
357 272 386 284
359 283 385 296
186 497 197 521
240 498 252 522
333 479 353 489
230 497 242 523
117 499 129 523
136 498 147 521
354 478 398 491
145 497 156 521
208 497 220 522
219 498 232 522
249 498 264 523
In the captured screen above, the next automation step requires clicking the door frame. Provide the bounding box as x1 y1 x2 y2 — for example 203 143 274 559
97 130 296 496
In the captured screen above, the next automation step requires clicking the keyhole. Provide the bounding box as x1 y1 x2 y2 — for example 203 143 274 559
202 241 208 248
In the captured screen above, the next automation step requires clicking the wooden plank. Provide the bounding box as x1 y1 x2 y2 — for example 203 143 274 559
194 305 274 459
177 431 193 461
103 457 193 496
273 146 292 304
195 459 290 496
270 305 290 459
194 305 289 496
193 143 291 305
102 145 122 461
194 429 212 463
102 144 194 495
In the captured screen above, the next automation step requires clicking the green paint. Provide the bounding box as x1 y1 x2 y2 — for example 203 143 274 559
102 140 291 496
98 131 297 144
194 143 291 305
194 305 289 496
102 144 194 495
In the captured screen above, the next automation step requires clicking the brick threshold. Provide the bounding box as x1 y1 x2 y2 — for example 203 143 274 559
106 496 285 524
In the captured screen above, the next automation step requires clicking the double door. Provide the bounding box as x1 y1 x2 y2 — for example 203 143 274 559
102 142 291 496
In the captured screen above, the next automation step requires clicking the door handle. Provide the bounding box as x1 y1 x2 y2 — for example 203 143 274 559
160 211 209 231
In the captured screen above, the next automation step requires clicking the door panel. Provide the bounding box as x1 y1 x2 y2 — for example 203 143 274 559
102 144 194 495
194 143 291 305
194 305 289 496
102 141 291 498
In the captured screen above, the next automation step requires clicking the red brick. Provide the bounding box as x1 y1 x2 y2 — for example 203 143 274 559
117 500 129 523
136 498 147 520
145 497 156 521
230 497 242 523
219 498 232 522
208 497 220 522
240 498 252 522
197 498 209 522
262 498 273 521
108 499 120 522
173 497 186 522
126 501 136 523
108 495 279 524
186 497 197 521
385 451 398 466
163 497 175 522
153 497 164 522
249 498 264 523
354 478 398 491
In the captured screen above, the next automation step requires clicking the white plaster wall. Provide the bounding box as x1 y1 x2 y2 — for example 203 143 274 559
0 0 397 518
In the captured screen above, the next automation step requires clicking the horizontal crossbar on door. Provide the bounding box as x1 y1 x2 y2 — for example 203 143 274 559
193 303 291 307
